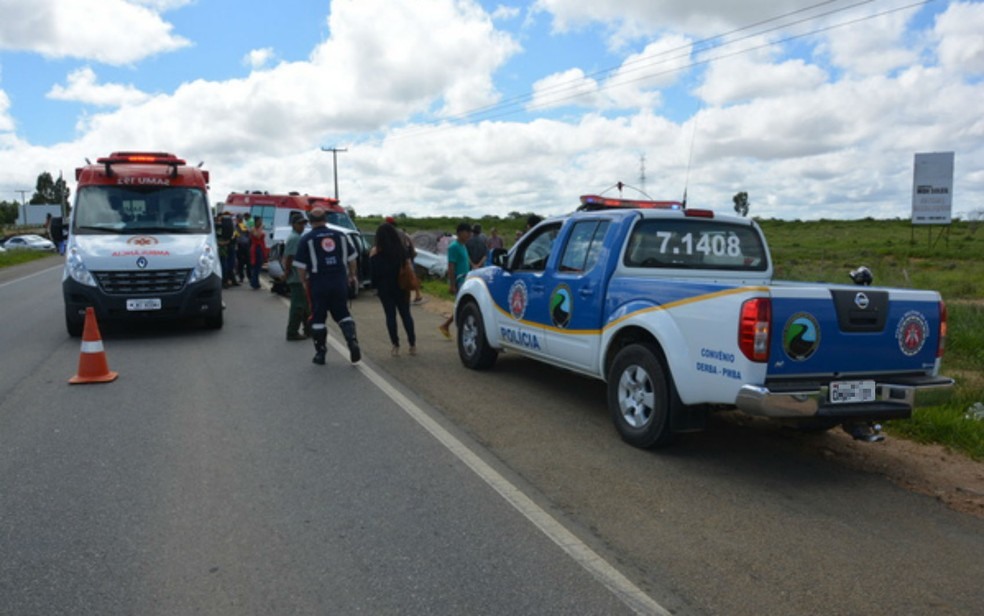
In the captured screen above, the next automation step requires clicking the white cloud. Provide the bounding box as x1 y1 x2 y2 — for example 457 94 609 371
534 0 819 45
28 0 518 166
696 48 828 106
1 0 983 223
933 1 984 75
530 35 691 111
312 0 520 118
492 5 521 21
0 0 189 65
0 89 14 132
243 48 276 71
47 67 151 107
530 68 600 109
814 4 921 76
131 0 193 9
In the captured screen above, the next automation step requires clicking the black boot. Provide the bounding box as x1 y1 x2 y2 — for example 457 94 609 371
339 319 361 364
312 329 327 365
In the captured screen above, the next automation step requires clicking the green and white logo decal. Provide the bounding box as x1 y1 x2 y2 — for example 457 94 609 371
782 312 820 361
550 285 572 329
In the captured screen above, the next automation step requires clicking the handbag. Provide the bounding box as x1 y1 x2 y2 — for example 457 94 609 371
398 259 419 292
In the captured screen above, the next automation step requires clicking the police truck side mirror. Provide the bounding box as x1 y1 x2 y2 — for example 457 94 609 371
491 248 508 269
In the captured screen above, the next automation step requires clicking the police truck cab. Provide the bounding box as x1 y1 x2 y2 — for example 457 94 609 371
63 152 223 335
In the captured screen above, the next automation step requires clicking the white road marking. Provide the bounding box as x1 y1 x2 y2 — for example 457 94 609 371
324 332 671 616
0 263 63 290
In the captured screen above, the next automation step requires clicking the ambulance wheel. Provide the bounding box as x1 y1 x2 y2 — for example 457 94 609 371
458 301 497 370
607 343 674 448
66 310 83 337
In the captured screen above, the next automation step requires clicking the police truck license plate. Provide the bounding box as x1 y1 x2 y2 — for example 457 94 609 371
126 298 161 311
829 380 876 404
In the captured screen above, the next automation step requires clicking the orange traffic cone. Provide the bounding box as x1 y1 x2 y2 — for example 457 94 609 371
69 307 118 384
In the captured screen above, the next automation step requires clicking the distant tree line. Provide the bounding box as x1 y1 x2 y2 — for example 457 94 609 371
1 171 71 226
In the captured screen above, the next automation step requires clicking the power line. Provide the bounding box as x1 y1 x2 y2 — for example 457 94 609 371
453 0 866 123
387 0 934 141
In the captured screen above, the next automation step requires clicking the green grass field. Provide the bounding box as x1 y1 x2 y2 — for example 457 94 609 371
385 214 984 459
0 249 57 268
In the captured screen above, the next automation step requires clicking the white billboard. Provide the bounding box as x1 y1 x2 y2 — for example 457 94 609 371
911 152 954 225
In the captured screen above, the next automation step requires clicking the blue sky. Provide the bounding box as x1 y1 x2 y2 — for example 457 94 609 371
0 0 982 220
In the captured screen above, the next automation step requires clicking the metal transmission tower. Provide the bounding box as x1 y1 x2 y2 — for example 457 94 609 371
320 146 347 200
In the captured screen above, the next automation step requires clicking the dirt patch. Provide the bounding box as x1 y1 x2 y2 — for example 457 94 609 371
817 430 984 517
723 411 984 518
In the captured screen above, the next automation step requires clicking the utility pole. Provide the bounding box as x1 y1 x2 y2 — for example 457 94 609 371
15 190 29 226
320 146 347 200
639 154 647 195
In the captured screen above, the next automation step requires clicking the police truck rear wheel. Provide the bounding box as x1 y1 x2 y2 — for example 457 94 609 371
607 344 674 448
458 302 497 370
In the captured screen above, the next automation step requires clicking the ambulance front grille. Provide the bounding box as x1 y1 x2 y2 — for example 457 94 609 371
93 269 190 295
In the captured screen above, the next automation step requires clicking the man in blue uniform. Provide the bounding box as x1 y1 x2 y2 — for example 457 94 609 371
291 208 361 365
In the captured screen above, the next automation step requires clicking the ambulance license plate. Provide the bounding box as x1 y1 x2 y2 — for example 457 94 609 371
829 380 876 404
126 298 162 311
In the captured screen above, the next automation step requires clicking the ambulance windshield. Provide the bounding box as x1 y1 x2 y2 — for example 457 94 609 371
73 186 211 235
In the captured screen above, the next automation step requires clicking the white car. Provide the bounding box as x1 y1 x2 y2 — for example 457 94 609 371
413 248 448 278
3 234 56 251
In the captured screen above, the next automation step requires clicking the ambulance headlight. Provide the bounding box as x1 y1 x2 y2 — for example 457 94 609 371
189 244 218 283
66 247 96 287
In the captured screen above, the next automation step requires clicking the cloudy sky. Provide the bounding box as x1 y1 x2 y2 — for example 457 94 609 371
0 0 981 220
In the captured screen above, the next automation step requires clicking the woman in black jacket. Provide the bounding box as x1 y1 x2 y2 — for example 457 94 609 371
370 223 417 356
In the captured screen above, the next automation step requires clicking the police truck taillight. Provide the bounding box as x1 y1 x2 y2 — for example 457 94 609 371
739 298 771 362
937 300 947 358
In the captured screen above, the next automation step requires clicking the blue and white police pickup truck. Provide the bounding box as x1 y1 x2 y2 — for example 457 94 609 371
454 198 953 448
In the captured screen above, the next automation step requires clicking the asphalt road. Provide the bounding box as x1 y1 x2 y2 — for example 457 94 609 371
0 260 636 615
2 258 983 615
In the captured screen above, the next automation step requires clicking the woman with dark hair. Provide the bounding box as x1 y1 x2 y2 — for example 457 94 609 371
371 222 416 356
248 216 268 290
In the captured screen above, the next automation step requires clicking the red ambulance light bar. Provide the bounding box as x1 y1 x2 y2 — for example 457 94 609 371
579 195 684 210
95 152 186 178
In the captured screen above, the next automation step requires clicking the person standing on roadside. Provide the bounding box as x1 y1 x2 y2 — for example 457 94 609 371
217 212 238 287
386 215 424 304
487 227 504 251
371 223 416 356
466 223 487 269
248 216 268 290
438 222 472 339
292 208 361 365
283 213 311 341
235 213 250 283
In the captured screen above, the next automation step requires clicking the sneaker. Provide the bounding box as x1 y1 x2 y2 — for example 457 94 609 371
438 324 451 339
287 333 307 341
391 346 400 357
409 346 417 356
312 350 326 365
412 297 426 305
